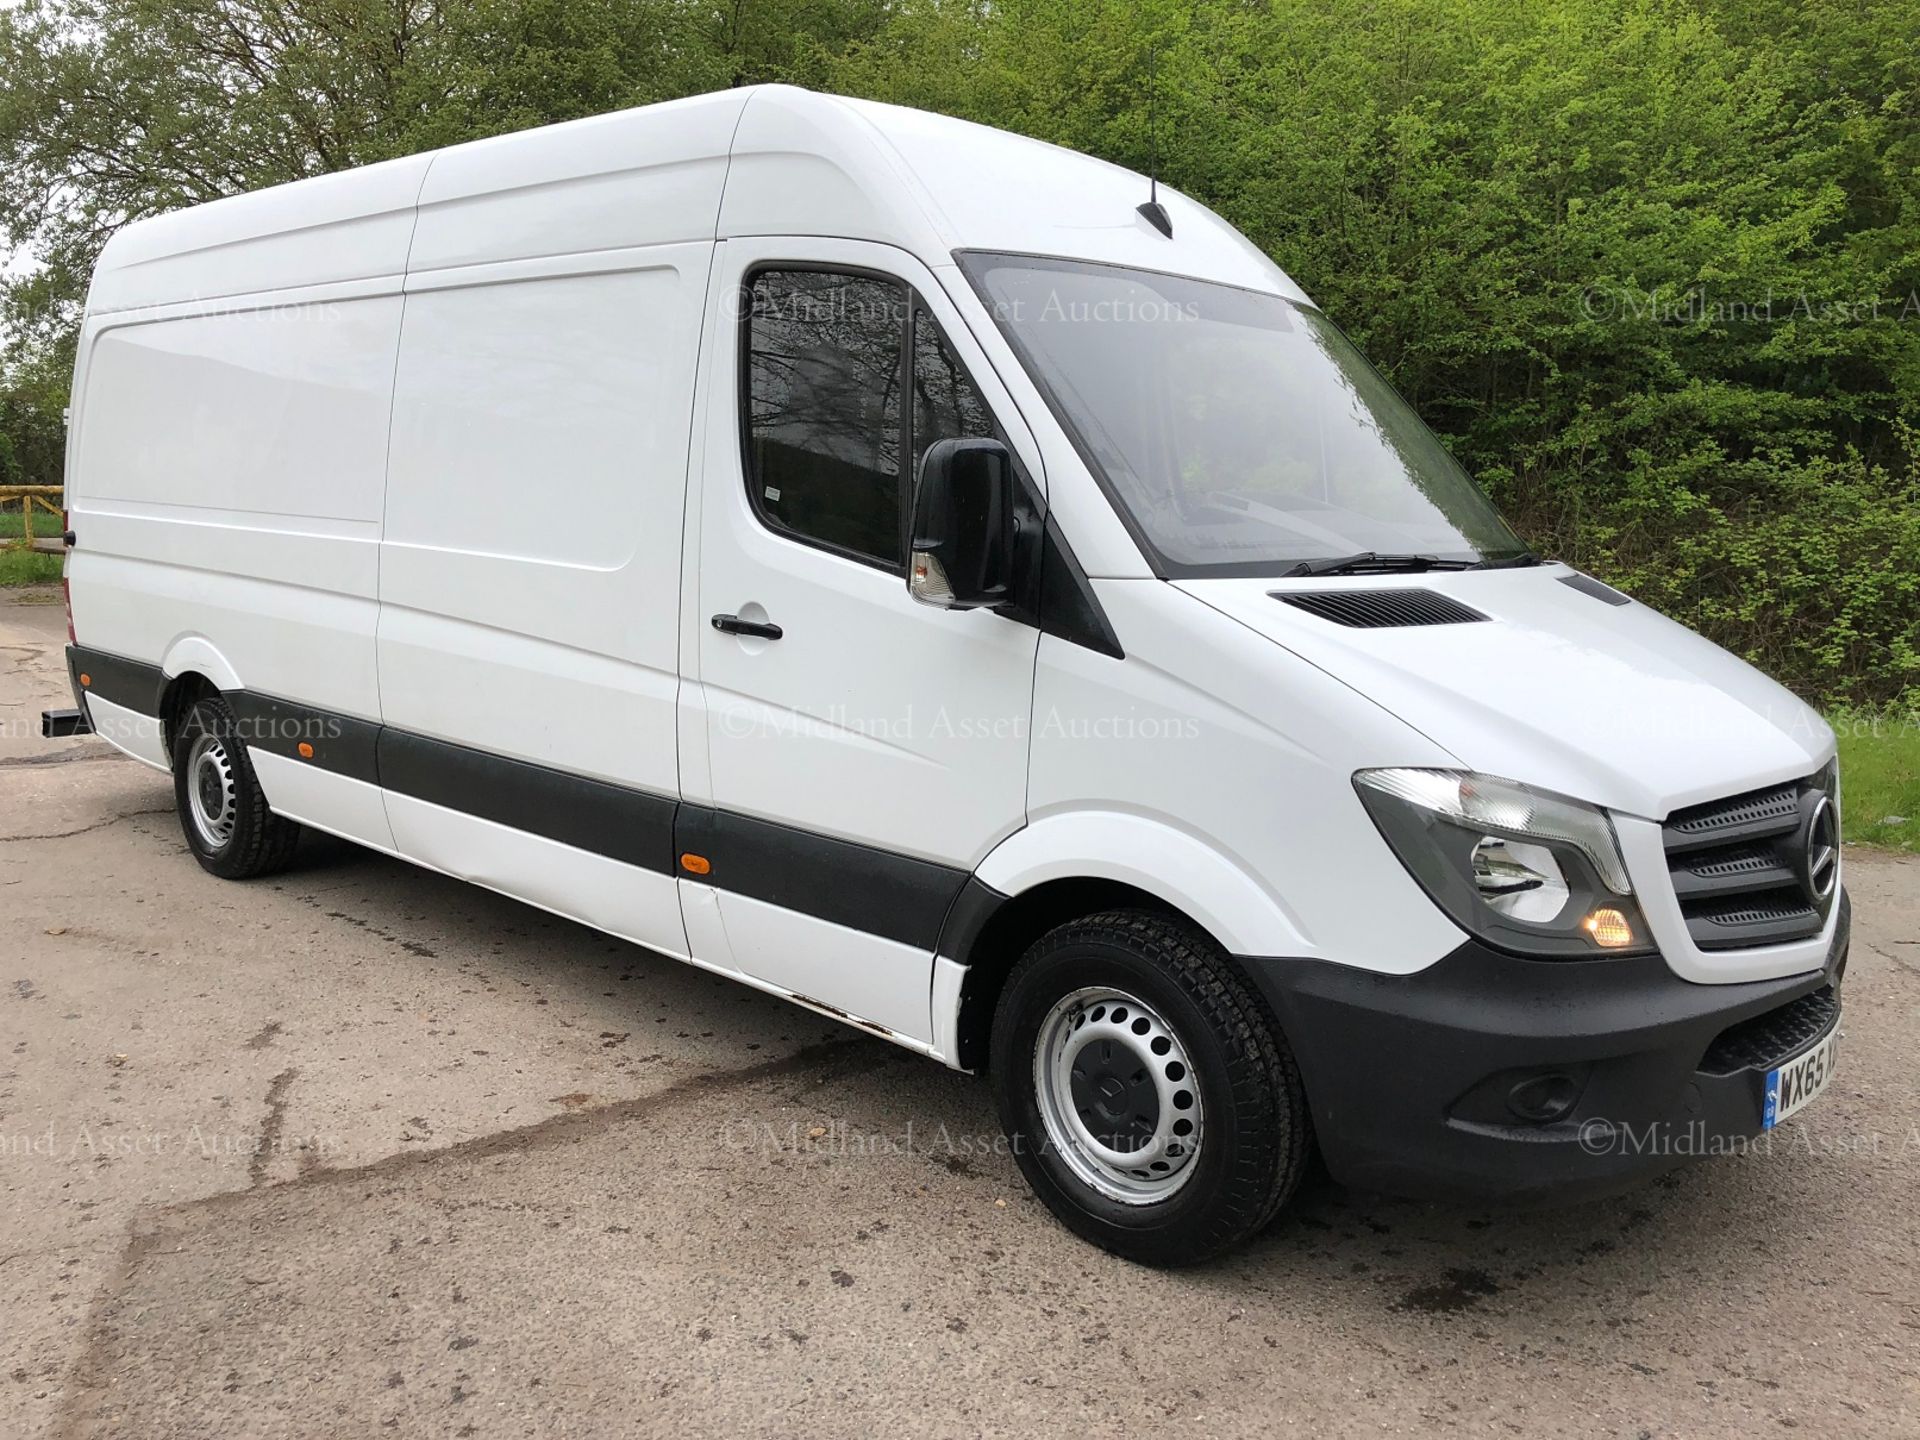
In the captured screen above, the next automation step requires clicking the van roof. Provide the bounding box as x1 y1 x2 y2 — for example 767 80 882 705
87 85 1308 315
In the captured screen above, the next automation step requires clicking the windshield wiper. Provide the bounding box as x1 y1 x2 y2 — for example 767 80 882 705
1466 551 1543 571
1283 551 1475 578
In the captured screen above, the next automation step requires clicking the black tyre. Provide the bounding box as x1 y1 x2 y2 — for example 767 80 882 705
170 694 302 879
989 909 1311 1266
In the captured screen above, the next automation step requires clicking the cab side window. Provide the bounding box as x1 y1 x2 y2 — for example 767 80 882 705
910 307 996 476
743 268 1001 571
744 269 906 568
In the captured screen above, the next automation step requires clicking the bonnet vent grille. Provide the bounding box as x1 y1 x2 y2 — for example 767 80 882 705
1271 589 1489 628
1558 572 1632 606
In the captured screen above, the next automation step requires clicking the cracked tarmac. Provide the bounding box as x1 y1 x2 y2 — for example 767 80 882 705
3 587 1918 1438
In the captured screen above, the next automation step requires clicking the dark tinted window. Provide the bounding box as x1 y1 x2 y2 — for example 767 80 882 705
910 308 996 478
745 270 907 566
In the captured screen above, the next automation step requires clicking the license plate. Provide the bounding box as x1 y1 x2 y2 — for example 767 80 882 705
1764 1027 1839 1129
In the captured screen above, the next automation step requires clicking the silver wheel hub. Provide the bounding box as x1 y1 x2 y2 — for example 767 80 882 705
1033 986 1205 1205
187 731 237 850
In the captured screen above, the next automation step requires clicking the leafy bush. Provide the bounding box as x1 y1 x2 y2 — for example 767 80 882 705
2 0 1915 704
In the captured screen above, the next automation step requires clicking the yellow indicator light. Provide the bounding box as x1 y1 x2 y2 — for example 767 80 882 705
297 742 314 759
1583 907 1636 949
680 853 711 876
78 673 91 687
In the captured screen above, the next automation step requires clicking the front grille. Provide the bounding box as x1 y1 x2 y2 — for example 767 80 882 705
1699 986 1838 1076
1676 843 1780 880
1662 769 1836 951
1668 784 1799 839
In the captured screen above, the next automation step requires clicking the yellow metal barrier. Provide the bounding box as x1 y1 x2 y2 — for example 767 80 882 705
0 486 63 552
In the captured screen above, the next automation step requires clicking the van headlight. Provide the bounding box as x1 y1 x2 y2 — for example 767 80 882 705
1354 769 1653 957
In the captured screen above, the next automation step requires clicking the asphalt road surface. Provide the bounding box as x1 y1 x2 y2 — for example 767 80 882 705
3 587 1917 1438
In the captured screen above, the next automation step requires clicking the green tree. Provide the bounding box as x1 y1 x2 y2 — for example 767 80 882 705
813 0 1920 705
1 0 1915 701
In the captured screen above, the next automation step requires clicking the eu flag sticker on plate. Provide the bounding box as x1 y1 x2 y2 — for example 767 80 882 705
1764 1028 1839 1129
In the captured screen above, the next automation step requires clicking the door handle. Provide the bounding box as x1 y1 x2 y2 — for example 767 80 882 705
711 613 783 641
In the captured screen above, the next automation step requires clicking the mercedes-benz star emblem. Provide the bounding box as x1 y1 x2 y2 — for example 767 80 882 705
1803 795 1838 900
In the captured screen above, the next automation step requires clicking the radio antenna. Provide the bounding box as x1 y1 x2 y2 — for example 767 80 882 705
1137 45 1173 238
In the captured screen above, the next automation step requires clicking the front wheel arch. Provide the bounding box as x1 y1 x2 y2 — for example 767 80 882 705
945 876 1188 1072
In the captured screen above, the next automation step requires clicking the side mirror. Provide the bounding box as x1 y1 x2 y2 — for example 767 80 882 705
908 438 1015 609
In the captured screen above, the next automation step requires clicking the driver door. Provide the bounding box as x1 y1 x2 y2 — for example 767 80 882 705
680 238 1042 1045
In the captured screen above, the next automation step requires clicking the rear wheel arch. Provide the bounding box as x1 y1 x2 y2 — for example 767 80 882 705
158 636 244 743
159 671 219 755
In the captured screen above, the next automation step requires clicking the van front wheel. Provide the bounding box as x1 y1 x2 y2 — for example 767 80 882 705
170 695 302 879
989 910 1310 1265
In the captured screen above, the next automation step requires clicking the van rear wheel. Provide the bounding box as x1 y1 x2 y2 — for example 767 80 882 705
989 910 1310 1266
170 695 302 879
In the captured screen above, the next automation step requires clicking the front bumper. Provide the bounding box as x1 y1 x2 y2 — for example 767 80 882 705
1245 890 1850 1204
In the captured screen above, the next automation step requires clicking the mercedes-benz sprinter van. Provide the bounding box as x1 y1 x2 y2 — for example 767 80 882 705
45 86 1848 1264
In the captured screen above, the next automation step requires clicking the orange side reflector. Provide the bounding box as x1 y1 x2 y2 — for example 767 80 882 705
297 742 314 759
680 853 711 876
78 673 91 687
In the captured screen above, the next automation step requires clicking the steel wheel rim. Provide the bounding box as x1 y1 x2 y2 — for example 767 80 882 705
1033 986 1205 1205
186 731 237 850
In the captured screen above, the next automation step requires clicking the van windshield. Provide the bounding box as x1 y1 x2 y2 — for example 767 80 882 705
959 253 1527 578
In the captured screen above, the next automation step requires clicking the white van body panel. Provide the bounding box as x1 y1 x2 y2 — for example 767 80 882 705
84 153 432 315
712 892 934 1045
371 95 743 912
67 286 401 848
158 636 243 695
1177 566 1836 983
1017 578 1470 972
1178 566 1832 822
972 810 1316 961
383 792 688 961
73 140 420 780
377 246 709 794
81 694 169 771
251 751 398 856
408 90 746 270
722 87 1310 304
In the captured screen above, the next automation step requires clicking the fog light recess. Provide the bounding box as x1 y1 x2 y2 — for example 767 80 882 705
1506 1072 1581 1124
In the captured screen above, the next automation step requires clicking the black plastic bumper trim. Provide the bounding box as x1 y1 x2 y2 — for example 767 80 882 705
1240 891 1851 1203
67 645 164 717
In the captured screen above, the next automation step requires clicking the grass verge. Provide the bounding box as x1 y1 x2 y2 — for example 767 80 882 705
1833 714 1920 852
0 548 61 586
0 506 64 585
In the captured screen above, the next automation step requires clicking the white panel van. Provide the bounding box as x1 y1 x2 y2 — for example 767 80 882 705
45 86 1848 1263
